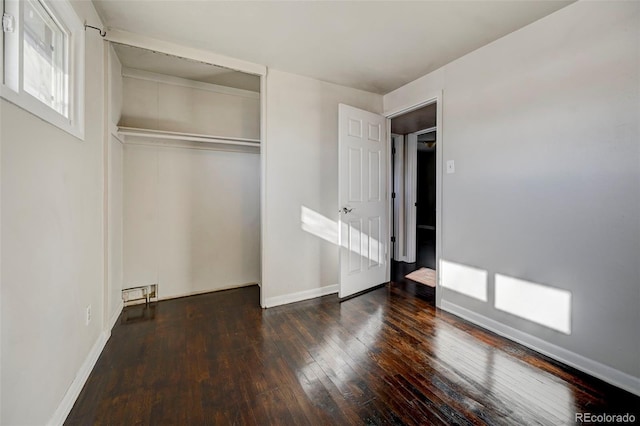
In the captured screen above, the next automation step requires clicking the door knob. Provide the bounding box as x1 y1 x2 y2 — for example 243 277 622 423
340 207 353 214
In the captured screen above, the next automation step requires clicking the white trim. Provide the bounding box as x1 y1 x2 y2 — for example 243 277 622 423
441 300 640 397
434 92 443 306
105 28 266 77
385 119 392 282
106 34 267 308
118 126 260 146
122 137 260 155
50 299 120 424
392 134 406 261
415 126 437 136
102 40 110 336
47 331 109 426
155 282 258 302
0 1 3 417
259 71 268 308
264 284 338 308
107 300 124 331
386 99 438 120
404 132 418 263
121 283 259 307
110 126 124 144
384 94 443 306
1 0 85 139
121 67 259 99
391 128 429 264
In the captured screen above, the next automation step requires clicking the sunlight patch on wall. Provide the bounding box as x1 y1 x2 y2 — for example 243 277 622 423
301 206 339 245
495 274 572 335
301 205 384 265
440 259 488 302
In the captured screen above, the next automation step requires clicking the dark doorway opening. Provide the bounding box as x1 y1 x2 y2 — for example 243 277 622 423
416 131 436 270
389 102 437 302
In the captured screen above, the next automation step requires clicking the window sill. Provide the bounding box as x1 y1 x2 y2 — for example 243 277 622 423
1 85 85 141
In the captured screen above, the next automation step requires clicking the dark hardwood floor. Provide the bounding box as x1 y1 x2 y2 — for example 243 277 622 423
66 279 639 425
391 261 436 303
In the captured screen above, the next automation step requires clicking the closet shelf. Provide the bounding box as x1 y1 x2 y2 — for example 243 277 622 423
117 126 260 147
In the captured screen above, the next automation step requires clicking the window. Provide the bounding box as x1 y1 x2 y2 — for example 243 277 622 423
1 0 84 138
23 0 68 116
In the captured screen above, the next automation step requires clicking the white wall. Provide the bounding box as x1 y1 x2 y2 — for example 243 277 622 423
123 145 261 298
121 74 261 299
384 1 640 392
0 1 108 424
108 46 124 326
120 71 260 140
262 70 382 307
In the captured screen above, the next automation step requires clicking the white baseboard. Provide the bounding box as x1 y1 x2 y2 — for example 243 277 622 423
107 300 124 332
47 331 110 426
440 300 640 397
264 284 338 308
157 282 258 302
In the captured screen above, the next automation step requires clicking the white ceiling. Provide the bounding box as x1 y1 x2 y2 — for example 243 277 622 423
94 1 574 94
112 43 261 91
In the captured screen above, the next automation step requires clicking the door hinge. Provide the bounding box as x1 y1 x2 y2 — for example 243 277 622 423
392 146 396 155
391 236 396 243
391 192 396 199
2 13 15 33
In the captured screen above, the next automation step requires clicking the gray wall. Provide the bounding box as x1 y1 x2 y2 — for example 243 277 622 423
263 69 383 306
384 1 639 392
1 1 108 423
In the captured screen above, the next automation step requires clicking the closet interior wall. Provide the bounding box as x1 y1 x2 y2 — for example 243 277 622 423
111 45 261 300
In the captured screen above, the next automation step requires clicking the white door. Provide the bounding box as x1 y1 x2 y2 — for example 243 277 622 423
338 104 388 298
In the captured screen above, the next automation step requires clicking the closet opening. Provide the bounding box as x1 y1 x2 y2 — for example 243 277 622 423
106 42 263 315
389 102 438 302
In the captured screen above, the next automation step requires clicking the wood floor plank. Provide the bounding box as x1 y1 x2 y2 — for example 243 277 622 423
65 281 639 425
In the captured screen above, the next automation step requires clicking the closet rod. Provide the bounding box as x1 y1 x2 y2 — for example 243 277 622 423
117 126 260 147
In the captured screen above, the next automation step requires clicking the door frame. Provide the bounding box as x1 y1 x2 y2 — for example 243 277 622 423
391 133 406 263
404 126 438 264
385 92 443 308
103 30 269 309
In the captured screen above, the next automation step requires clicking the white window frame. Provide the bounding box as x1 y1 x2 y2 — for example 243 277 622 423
1 0 84 139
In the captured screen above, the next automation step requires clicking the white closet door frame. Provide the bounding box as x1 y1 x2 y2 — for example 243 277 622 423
403 127 438 264
103 31 269 308
404 133 418 263
392 134 406 262
387 92 447 309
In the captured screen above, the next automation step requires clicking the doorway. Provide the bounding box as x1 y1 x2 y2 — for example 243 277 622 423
416 130 437 270
389 102 438 297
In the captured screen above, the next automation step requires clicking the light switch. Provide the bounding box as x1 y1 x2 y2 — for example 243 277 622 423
446 160 455 174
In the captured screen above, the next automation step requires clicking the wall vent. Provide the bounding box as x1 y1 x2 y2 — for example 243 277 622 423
122 284 158 306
